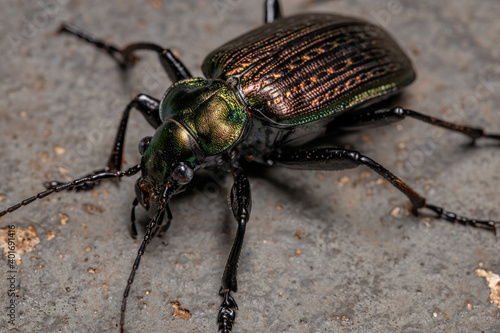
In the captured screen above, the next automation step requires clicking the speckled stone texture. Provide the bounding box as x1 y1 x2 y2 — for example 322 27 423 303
1 1 499 332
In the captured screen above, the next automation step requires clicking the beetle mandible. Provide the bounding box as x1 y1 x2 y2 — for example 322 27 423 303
1 0 499 332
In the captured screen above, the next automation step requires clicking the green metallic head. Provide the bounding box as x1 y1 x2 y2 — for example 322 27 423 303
135 120 201 217
134 77 248 217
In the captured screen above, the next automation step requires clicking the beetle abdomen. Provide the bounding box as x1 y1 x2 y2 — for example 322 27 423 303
202 14 415 125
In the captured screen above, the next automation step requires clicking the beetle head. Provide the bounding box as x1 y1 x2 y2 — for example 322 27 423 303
135 120 202 217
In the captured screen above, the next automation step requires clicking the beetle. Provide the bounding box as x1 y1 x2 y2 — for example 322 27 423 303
1 0 499 332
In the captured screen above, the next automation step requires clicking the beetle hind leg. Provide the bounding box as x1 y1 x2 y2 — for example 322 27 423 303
270 148 497 234
334 106 500 143
392 107 500 143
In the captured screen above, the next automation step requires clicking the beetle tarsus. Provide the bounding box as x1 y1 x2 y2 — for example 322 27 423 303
218 290 237 332
58 23 192 80
58 22 133 69
336 106 500 143
401 108 500 142
0 165 141 218
424 203 497 234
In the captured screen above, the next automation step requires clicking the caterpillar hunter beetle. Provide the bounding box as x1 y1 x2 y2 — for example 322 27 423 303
1 0 499 332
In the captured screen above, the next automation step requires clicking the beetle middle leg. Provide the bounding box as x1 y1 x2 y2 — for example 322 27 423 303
46 94 161 191
218 165 252 333
269 148 496 234
45 94 164 237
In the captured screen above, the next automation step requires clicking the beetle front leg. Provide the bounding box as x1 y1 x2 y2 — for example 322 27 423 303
218 166 252 332
270 148 496 234
46 94 161 191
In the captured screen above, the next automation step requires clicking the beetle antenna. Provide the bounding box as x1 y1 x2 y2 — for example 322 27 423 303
0 164 141 218
120 185 170 333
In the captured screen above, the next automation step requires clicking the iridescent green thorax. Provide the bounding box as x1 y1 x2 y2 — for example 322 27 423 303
160 78 248 156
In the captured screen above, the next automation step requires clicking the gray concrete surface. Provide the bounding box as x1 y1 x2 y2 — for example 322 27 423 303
1 1 499 332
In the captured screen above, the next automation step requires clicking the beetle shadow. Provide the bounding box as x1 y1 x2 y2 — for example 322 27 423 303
242 163 342 223
133 164 343 235
461 140 500 149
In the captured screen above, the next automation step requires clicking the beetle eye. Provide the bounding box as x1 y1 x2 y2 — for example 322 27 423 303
171 163 194 185
138 136 152 156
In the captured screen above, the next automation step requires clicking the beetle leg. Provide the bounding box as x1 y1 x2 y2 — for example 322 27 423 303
120 42 193 82
265 0 281 23
106 94 162 170
46 94 161 191
58 23 192 82
334 106 500 143
270 148 496 234
1 164 141 218
218 166 252 333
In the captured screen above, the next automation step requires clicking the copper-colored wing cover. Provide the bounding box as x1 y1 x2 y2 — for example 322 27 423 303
203 14 415 125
